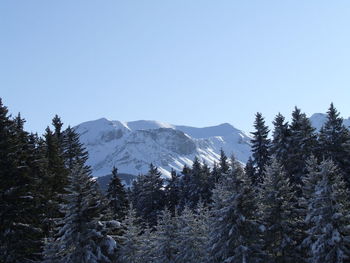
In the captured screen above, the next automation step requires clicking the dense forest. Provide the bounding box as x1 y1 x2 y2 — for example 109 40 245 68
1 97 350 263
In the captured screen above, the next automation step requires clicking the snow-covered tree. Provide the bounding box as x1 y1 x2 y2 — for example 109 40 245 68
303 159 350 263
318 103 350 186
119 207 143 263
0 103 44 263
44 164 118 263
152 208 179 263
209 158 264 263
175 202 209 263
259 160 301 262
285 107 317 189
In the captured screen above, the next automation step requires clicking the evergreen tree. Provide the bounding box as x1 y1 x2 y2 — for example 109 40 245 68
62 126 89 170
303 159 350 263
175 203 209 263
44 164 118 263
211 161 221 184
209 158 264 263
318 103 350 186
0 102 44 263
251 112 271 185
179 157 212 209
285 107 317 189
119 207 143 263
270 113 290 165
245 156 256 184
106 166 129 220
219 149 230 178
259 160 301 262
152 208 179 263
131 163 165 227
165 169 181 215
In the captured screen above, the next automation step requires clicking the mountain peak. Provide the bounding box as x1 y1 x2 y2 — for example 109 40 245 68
74 118 252 177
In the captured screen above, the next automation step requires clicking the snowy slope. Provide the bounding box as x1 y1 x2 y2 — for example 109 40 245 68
310 113 350 131
75 119 252 177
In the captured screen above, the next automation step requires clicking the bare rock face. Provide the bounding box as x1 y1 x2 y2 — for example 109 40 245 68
74 118 252 177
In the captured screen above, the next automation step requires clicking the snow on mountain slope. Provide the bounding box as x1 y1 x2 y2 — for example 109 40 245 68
75 119 252 177
310 113 350 131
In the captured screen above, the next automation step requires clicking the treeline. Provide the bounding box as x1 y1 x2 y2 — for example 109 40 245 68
1 98 350 263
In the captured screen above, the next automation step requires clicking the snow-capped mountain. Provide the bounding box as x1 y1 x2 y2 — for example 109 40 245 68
310 113 350 131
75 118 252 177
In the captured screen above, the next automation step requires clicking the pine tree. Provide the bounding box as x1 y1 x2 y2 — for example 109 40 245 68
285 107 317 189
270 113 290 165
106 166 129 220
0 102 44 263
175 203 209 263
62 126 89 170
219 149 230 177
211 161 221 184
318 103 350 186
131 163 165 227
209 158 264 263
44 164 118 263
152 208 179 263
165 169 181 215
245 156 256 183
303 159 350 263
259 160 301 262
119 207 143 263
179 157 212 209
251 112 271 185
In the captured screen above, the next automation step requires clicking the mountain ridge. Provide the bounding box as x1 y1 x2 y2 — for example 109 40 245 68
75 118 252 178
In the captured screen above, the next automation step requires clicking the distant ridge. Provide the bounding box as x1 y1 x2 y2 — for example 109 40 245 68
75 119 252 177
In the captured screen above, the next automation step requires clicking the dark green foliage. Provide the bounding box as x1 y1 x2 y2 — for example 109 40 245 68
245 156 256 183
209 158 264 263
44 164 118 263
260 160 301 262
271 113 290 166
285 107 317 189
318 103 350 186
130 163 166 227
251 112 271 185
0 101 44 262
165 169 181 215
179 157 213 209
63 126 89 170
302 160 350 263
106 166 129 220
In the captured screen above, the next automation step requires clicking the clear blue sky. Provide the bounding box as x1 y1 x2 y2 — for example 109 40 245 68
1 1 350 134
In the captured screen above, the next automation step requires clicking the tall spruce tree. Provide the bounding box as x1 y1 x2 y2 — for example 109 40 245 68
251 112 271 185
303 159 350 263
44 164 118 263
165 169 181 215
245 156 256 184
175 203 210 263
285 107 317 189
209 158 264 263
119 207 143 263
131 163 165 227
106 166 129 220
259 160 301 263
270 113 290 166
318 103 350 186
62 126 89 170
152 208 179 263
0 105 44 263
